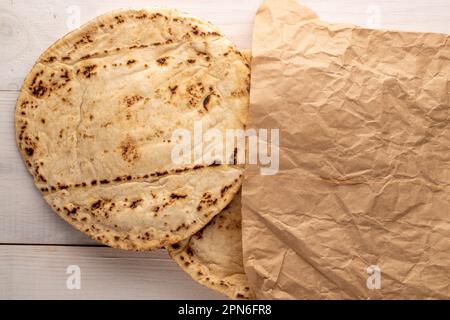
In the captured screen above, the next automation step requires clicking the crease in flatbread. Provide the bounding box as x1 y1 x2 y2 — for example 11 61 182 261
15 9 250 251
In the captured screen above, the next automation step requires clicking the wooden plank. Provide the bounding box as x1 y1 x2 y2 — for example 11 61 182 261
0 0 260 91
1 0 450 246
2 0 450 91
0 91 97 245
307 0 450 32
1 0 450 301
0 245 225 299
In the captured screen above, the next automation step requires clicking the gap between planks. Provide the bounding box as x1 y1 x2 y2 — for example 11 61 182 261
0 242 103 247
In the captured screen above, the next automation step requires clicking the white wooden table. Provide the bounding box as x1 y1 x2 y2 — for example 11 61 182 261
1 0 450 299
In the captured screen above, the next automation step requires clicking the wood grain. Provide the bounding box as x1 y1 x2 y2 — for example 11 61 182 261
0 0 260 91
0 245 225 299
0 91 96 245
1 0 450 299
1 0 450 245
2 0 450 91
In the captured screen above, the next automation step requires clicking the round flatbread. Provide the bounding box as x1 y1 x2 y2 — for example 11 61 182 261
168 192 255 299
15 9 249 250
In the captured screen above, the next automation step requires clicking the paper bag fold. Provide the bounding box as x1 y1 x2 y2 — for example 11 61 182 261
242 0 450 299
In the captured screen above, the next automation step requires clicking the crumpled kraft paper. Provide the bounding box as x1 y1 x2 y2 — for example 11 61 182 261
242 0 450 299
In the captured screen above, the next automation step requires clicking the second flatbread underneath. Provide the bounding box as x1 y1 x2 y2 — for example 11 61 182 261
167 192 254 299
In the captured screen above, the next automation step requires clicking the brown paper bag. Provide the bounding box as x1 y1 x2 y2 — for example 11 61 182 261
242 0 450 299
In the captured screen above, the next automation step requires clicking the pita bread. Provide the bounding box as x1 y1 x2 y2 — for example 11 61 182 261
168 192 254 299
167 50 253 300
241 49 252 64
15 9 250 251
